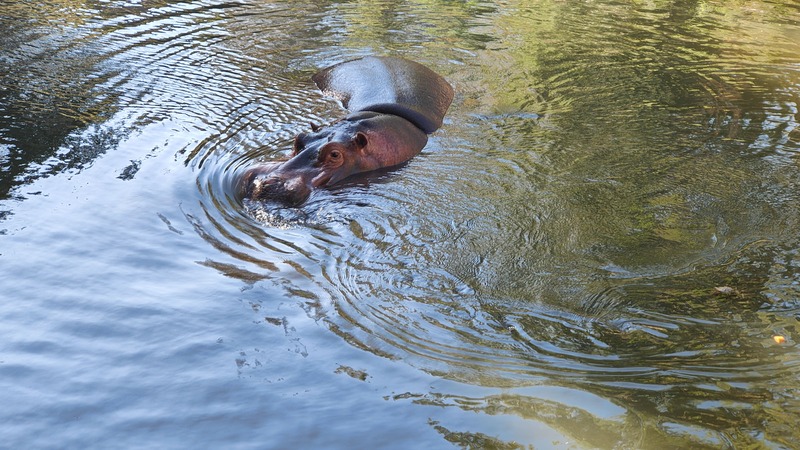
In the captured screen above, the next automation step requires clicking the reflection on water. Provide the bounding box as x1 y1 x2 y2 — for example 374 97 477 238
2 0 800 448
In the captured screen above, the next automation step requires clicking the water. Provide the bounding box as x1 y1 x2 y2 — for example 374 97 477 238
2 0 800 448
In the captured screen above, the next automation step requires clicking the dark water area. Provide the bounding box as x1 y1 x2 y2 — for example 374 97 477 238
2 0 800 448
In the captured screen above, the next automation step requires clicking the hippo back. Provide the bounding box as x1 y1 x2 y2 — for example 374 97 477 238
312 56 454 134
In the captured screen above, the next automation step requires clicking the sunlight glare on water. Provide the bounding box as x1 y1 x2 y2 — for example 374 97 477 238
2 0 800 448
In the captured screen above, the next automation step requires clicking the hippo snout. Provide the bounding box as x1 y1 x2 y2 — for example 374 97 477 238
239 165 313 207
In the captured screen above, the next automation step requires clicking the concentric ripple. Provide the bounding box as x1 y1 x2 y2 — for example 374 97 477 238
189 1 800 446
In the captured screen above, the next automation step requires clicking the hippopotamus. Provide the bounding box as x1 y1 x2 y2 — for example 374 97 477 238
238 56 454 206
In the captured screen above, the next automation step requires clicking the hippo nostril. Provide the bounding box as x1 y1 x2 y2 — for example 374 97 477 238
246 175 278 198
245 173 312 207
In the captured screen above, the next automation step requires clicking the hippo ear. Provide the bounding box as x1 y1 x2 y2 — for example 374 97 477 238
292 133 307 156
354 131 368 149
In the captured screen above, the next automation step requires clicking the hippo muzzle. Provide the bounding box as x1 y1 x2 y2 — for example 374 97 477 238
239 164 315 207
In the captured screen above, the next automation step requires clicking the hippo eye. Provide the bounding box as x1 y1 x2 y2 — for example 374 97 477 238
329 150 341 160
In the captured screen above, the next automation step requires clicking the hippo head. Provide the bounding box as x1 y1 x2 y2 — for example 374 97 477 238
238 111 427 206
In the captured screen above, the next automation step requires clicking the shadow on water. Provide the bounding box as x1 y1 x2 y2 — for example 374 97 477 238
2 0 800 448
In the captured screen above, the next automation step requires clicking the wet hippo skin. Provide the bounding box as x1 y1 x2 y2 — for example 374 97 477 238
238 56 454 206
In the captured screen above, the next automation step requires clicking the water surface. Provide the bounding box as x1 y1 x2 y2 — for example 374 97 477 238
2 0 800 448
